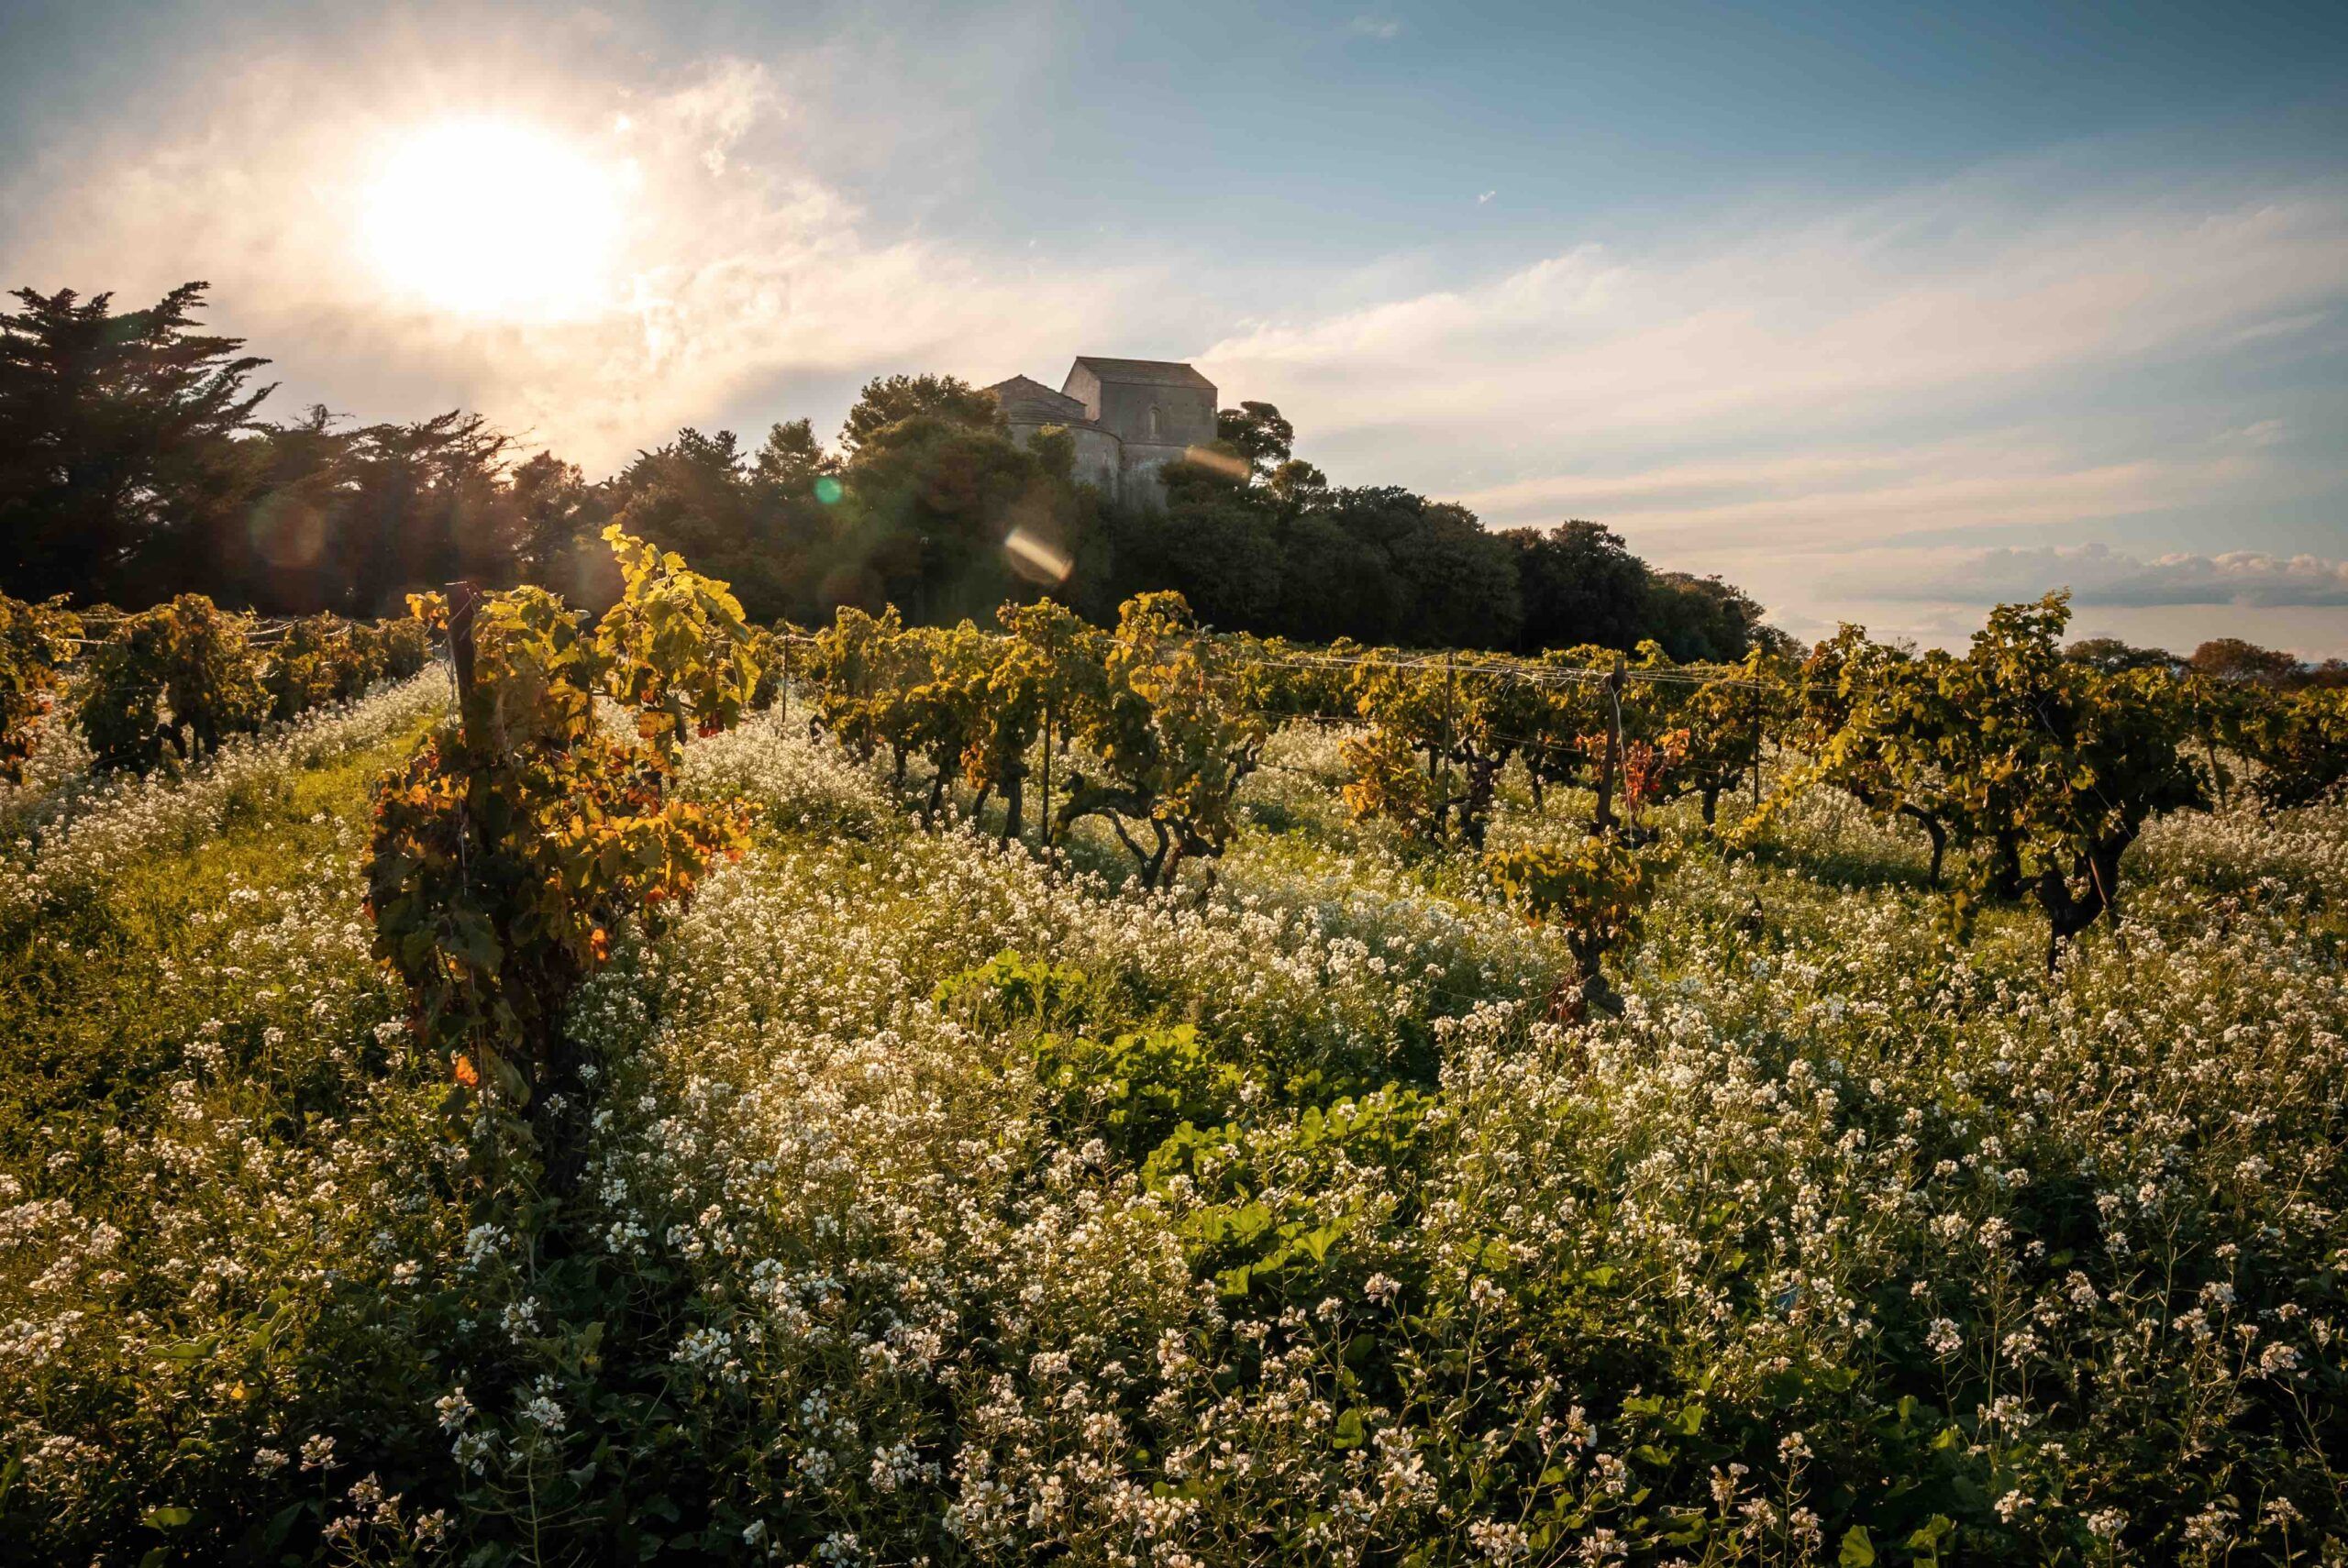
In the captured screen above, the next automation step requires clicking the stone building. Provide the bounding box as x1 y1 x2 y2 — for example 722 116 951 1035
985 357 1218 509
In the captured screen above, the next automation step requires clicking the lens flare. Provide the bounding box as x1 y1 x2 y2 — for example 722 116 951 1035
1182 445 1252 482
1003 525 1073 586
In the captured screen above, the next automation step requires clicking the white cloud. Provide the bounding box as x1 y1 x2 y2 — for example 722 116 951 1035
1347 17 1404 41
1835 542 2348 609
3 44 1146 470
1447 438 2238 547
1192 163 2348 648
1200 176 2348 465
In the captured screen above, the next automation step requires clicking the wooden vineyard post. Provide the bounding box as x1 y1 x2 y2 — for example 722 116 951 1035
1751 681 1764 812
444 580 479 712
1039 621 1055 874
442 580 479 899
1440 649 1457 832
1593 653 1624 836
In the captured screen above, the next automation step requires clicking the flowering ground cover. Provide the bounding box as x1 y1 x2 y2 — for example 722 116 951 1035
2 699 2342 1565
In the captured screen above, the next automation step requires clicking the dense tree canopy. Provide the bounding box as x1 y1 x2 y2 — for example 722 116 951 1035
1215 401 1295 479
3 280 1798 657
836 372 1004 456
0 282 271 603
2064 635 2178 674
2060 633 2345 690
2188 635 2306 688
1503 520 1651 653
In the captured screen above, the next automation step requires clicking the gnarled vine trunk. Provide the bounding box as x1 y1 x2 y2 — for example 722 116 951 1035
2033 828 2133 972
1989 828 2026 901
1898 803 1949 888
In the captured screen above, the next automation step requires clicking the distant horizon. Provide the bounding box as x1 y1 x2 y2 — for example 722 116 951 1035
4 0 2344 656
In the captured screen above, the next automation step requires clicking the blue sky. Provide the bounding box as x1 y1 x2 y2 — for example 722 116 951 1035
4 0 2345 651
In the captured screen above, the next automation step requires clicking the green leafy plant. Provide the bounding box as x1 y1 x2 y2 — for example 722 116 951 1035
1339 652 1523 847
1486 833 1676 1015
0 591 79 783
371 612 433 679
1935 594 2206 963
1033 1022 1264 1166
365 528 757 1192
1143 1088 1435 1301
1056 591 1268 891
76 593 268 773
2229 685 2348 811
261 613 381 722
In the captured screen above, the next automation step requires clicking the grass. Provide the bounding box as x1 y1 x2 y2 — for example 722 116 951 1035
0 717 431 1165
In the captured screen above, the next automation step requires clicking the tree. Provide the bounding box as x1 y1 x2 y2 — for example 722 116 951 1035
2065 635 2176 674
834 414 1073 625
172 403 548 615
608 429 754 564
1125 454 1285 631
1216 402 1294 479
508 452 594 580
1386 501 1524 649
605 427 812 623
333 411 515 616
1311 486 1523 649
838 373 1004 456
752 416 835 494
0 282 273 602
1268 458 1327 506
2188 637 2301 688
1504 520 1653 654
1272 511 1401 644
1643 571 1765 662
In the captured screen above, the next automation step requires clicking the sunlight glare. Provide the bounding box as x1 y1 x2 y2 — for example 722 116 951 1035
360 118 625 320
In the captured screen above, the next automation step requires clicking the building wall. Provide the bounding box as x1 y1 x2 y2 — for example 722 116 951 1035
1062 370 1214 451
1116 442 1195 511
1003 418 1124 498
1067 425 1124 494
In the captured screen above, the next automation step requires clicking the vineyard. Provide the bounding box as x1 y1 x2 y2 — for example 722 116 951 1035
1 530 2344 1565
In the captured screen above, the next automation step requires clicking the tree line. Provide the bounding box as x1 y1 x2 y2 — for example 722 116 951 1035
2 282 1778 659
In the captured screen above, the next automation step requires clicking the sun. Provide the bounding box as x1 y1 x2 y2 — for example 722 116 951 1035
360 118 625 321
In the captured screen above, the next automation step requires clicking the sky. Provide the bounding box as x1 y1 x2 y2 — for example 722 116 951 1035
3 0 2345 654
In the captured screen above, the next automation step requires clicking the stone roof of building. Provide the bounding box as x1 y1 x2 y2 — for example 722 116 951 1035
985 374 1092 425
1069 356 1216 392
